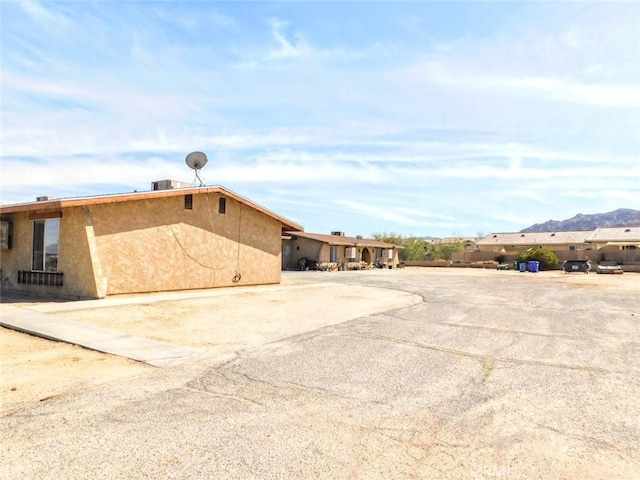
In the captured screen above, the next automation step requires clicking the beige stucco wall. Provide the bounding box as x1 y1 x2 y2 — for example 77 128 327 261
282 238 324 269
0 209 99 298
1 192 282 298
90 192 282 295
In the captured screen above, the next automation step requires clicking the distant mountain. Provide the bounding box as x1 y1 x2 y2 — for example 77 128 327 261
520 209 640 233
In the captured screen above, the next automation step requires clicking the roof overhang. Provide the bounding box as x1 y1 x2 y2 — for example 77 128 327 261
0 186 304 233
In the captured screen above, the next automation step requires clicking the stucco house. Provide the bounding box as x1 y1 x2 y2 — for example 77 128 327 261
465 228 640 267
282 231 402 270
585 226 640 250
0 185 302 299
584 226 640 263
476 231 592 254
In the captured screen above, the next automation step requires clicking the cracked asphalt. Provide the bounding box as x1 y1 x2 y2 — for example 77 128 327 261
2 268 639 479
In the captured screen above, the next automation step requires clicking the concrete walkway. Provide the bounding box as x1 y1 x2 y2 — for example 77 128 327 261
0 304 199 367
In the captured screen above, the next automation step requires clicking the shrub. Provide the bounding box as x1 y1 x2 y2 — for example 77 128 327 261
516 248 559 270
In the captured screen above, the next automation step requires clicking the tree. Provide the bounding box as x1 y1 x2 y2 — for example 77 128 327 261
371 232 431 261
371 232 467 261
432 241 464 260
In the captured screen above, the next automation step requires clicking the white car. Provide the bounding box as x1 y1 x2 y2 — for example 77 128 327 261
596 262 624 274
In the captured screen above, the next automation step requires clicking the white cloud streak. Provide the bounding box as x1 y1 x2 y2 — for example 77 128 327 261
1 2 638 236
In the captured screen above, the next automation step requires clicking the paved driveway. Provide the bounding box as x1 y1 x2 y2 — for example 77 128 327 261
2 269 639 479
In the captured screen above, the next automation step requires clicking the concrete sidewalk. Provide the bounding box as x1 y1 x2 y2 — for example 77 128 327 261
0 304 199 367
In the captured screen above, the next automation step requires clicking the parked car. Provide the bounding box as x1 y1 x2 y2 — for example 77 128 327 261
596 262 624 274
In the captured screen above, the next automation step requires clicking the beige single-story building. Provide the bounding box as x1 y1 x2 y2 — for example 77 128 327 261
476 231 593 254
584 226 640 263
282 231 402 270
0 185 302 299
463 228 640 266
585 226 640 251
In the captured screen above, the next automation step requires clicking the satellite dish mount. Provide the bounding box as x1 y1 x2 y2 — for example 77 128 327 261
185 151 208 187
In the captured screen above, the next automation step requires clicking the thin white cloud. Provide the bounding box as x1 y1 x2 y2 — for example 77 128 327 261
1 2 638 237
267 19 310 60
17 0 71 28
400 60 640 108
334 200 461 229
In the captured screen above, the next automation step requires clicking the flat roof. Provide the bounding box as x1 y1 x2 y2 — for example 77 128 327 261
0 186 304 232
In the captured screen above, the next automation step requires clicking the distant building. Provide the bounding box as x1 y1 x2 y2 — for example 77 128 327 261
0 184 302 299
585 227 640 251
476 231 592 253
466 228 640 267
282 231 402 270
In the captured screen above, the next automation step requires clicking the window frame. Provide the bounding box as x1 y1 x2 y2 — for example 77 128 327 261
32 218 60 272
329 246 338 263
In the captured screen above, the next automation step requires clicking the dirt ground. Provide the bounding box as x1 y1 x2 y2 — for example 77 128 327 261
1 279 419 414
2 268 638 416
0 329 148 414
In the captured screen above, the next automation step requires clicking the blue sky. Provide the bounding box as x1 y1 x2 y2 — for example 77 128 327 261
1 1 638 237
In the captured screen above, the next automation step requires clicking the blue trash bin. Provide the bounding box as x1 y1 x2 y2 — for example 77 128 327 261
519 262 527 272
528 261 540 273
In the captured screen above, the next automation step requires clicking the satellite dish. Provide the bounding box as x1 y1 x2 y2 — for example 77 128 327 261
186 151 208 170
185 151 208 186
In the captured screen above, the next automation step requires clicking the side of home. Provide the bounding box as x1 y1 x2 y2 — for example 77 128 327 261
585 226 640 263
0 186 302 299
282 231 402 270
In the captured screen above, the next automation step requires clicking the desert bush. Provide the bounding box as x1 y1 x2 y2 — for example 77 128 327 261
516 248 559 270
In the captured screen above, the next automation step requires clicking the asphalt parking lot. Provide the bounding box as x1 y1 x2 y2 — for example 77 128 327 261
2 268 639 479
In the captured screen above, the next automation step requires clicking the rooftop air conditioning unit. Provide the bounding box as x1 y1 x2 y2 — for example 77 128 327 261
36 196 56 202
331 231 345 236
151 179 192 191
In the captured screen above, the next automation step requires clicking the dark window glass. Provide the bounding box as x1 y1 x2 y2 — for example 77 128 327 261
32 220 45 271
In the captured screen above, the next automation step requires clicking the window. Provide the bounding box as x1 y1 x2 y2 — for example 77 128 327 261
219 197 226 214
32 219 59 272
621 245 637 251
330 246 338 262
184 194 193 210
0 221 11 249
